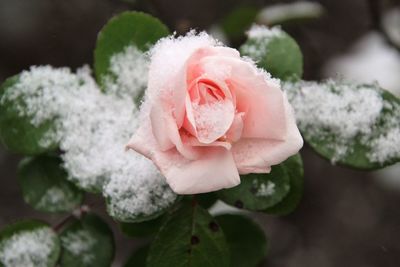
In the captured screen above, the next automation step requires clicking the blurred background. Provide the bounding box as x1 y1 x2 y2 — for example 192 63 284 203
1 0 400 266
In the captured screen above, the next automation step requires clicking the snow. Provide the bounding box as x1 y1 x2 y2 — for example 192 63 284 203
252 180 276 197
323 32 400 96
2 60 177 218
0 227 57 267
285 80 400 163
36 186 78 212
103 45 149 99
240 25 283 64
146 31 218 101
246 25 283 39
61 229 96 264
103 151 177 221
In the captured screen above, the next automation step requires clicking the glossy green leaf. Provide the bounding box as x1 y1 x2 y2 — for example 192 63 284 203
59 213 115 267
216 214 267 267
147 202 230 267
0 76 58 155
184 193 218 210
240 27 303 81
124 245 149 267
264 154 304 215
0 220 60 267
120 216 164 238
105 186 179 223
218 164 290 211
94 11 169 89
17 155 84 213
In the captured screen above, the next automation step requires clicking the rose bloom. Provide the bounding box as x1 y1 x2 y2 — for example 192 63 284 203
127 32 303 194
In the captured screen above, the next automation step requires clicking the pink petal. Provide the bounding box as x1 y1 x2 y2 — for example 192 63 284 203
225 112 244 142
152 147 240 194
150 103 200 160
232 94 303 173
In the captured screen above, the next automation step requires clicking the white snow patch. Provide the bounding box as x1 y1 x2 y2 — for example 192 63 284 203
103 45 149 99
0 227 57 267
104 151 176 221
61 229 96 264
285 80 400 163
246 24 284 39
252 180 276 197
240 25 284 64
146 31 219 101
36 186 77 211
2 63 177 217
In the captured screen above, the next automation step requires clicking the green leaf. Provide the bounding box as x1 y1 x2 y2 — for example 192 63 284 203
286 81 400 169
120 216 164 238
147 202 230 267
240 27 303 81
218 164 290 211
216 214 268 267
184 193 218 210
0 76 58 155
94 11 169 89
105 184 179 223
0 220 60 267
124 245 149 267
59 213 115 267
221 6 258 40
17 155 84 213
264 154 304 215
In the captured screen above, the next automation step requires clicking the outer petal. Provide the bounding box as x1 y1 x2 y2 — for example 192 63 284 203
152 147 240 194
127 109 240 195
232 93 303 173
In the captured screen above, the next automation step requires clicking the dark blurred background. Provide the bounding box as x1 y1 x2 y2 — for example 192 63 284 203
1 0 400 266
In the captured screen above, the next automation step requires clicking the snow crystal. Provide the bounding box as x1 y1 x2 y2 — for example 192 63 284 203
192 101 234 142
368 99 400 163
146 31 218 101
285 80 400 163
246 24 283 40
35 186 78 212
61 229 96 264
4 62 176 216
0 227 57 267
104 151 176 221
252 180 276 197
103 45 149 99
240 25 283 64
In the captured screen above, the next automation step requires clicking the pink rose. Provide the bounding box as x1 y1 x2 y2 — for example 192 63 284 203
127 33 303 194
